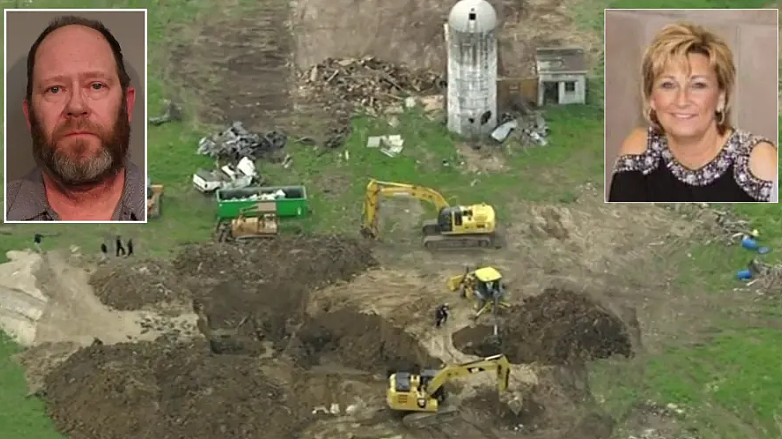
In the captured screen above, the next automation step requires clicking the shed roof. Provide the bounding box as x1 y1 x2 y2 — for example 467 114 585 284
536 47 587 73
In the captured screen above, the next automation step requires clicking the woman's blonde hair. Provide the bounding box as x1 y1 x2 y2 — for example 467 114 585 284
640 22 736 133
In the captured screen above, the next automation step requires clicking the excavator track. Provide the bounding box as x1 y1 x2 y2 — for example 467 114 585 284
402 407 460 428
422 234 496 249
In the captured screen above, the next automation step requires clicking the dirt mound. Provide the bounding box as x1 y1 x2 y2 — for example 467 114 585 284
90 259 191 312
43 341 307 439
172 235 375 287
288 308 439 373
174 235 378 352
453 289 634 365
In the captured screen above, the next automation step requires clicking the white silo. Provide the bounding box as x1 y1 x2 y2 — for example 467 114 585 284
446 0 498 138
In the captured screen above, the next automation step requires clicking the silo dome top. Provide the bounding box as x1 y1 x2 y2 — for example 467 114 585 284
448 0 497 33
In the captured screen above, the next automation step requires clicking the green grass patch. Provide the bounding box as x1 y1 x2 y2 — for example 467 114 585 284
646 328 782 429
592 326 782 439
0 333 64 439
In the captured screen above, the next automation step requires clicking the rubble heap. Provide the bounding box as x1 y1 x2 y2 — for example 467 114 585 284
301 57 443 115
197 121 287 161
492 96 550 147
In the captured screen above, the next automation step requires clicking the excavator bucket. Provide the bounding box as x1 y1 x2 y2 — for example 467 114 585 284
360 226 377 239
446 274 466 291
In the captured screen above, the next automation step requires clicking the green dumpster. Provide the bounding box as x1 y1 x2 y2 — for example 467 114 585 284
216 186 309 220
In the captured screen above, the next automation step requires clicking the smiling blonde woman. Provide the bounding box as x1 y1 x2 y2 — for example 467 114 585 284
608 22 777 202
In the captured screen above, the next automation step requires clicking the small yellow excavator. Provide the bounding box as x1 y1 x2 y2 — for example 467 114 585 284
447 266 510 319
360 179 499 249
387 354 511 427
216 202 279 242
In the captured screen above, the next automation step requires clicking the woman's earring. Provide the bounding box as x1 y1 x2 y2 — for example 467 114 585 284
716 110 725 125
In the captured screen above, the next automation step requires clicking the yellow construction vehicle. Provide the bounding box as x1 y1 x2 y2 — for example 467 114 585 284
147 179 163 218
447 266 510 318
215 202 279 242
387 354 511 427
360 179 498 249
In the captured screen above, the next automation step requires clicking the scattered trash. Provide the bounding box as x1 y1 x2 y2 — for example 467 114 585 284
148 100 182 126
311 406 329 415
259 189 287 201
192 157 260 193
741 236 770 254
737 268 753 280
492 96 549 146
491 120 518 143
367 134 404 157
735 230 772 281
197 121 286 161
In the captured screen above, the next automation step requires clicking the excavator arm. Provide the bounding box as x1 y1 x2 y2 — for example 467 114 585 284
360 179 451 238
446 266 473 292
424 354 511 396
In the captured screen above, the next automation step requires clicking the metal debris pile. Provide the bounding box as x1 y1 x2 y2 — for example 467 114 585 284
491 97 550 147
301 57 443 114
197 121 287 161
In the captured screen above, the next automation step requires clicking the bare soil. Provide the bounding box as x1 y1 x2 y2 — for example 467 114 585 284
37 231 632 439
166 0 293 128
14 190 732 439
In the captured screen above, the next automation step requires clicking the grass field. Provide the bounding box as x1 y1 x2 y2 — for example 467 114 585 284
1 0 781 438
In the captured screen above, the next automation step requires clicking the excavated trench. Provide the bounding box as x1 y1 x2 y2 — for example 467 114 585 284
453 289 635 365
41 235 442 439
40 240 638 439
289 308 440 373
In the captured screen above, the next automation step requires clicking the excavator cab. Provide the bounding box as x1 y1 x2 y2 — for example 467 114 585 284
360 179 499 249
447 266 509 318
474 267 503 300
432 205 495 236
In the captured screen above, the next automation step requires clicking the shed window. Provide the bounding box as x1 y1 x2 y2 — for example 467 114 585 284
564 81 576 92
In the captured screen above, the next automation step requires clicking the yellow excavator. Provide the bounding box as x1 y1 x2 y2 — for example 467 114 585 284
360 179 499 249
387 354 511 427
447 266 510 319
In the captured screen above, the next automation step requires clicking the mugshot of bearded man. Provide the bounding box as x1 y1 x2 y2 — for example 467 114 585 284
5 15 145 221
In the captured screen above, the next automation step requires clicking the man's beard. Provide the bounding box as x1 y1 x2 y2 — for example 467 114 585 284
30 100 131 187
